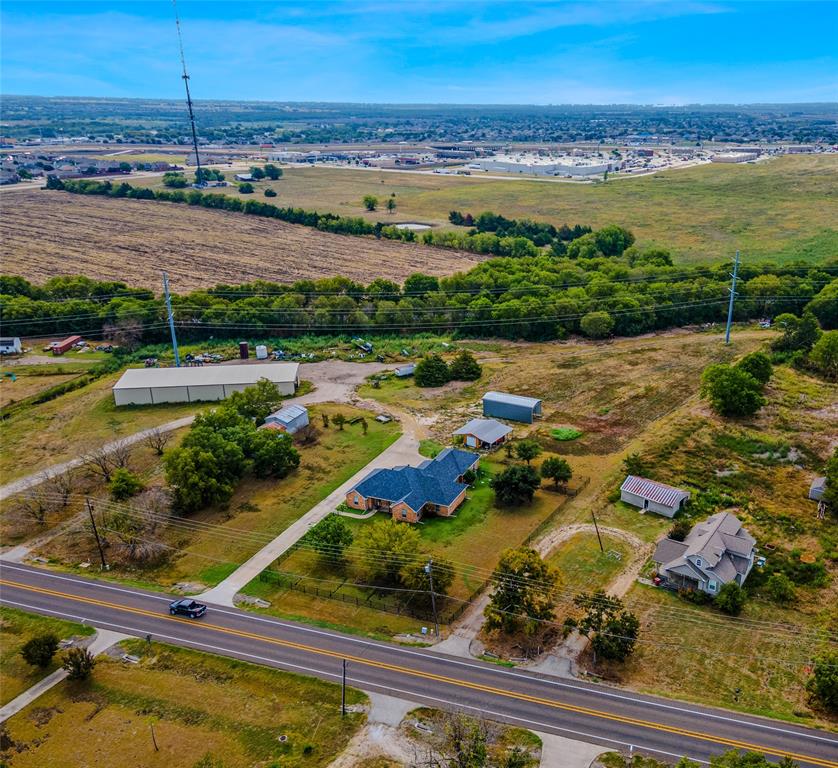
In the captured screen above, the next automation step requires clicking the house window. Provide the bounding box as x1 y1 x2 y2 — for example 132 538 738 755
353 495 360 505
708 580 717 592
695 558 702 567
401 509 407 519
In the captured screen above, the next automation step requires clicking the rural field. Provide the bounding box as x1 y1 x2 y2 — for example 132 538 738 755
128 153 838 266
0 190 485 292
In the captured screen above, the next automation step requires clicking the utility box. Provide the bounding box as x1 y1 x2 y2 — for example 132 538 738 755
239 341 249 360
255 345 268 360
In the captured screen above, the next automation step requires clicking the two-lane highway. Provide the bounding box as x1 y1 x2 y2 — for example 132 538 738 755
1 563 836 766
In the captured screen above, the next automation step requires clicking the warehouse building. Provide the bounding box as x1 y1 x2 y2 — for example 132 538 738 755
112 363 299 406
482 391 542 424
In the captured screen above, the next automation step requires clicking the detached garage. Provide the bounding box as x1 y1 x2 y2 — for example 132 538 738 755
112 362 299 406
482 391 542 424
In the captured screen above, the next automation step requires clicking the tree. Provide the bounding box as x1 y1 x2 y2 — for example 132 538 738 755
238 182 254 193
362 194 378 211
332 413 346 430
443 713 488 768
63 647 95 680
403 273 439 296
765 572 796 605
143 427 171 456
714 582 747 615
250 430 300 478
806 282 838 329
414 354 451 387
12 487 59 527
109 467 144 501
305 515 354 562
399 556 455 606
20 634 59 668
448 349 482 381
710 751 798 768
572 590 640 662
162 171 187 188
580 311 615 339
667 519 692 542
83 446 118 482
359 417 368 435
264 188 277 198
807 650 838 712
491 464 541 506
226 379 284 424
541 456 572 489
514 439 542 465
386 197 396 214
772 311 821 352
809 330 838 380
249 166 266 180
164 444 239 513
362 519 422 584
736 351 772 385
822 447 838 511
622 452 648 477
484 547 561 634
264 164 282 180
700 364 766 417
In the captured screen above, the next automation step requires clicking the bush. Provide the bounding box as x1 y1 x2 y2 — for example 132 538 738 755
108 468 144 501
714 582 746 615
667 519 692 542
264 188 277 198
238 182 254 194
809 330 838 380
700 364 766 417
414 354 450 387
807 650 838 712
764 572 796 604
551 427 582 441
448 349 482 381
735 351 772 385
580 311 615 339
63 646 95 680
20 633 60 668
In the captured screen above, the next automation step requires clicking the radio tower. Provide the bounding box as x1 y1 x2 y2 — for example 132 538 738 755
173 0 204 187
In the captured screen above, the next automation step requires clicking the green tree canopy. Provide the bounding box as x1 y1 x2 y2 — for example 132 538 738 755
491 464 541 506
735 351 773 385
700 364 766 417
448 349 482 381
541 456 572 488
580 311 615 339
263 164 282 180
249 430 300 478
807 649 838 713
772 311 822 352
514 439 542 465
809 330 838 380
20 634 59 668
414 354 451 387
399 556 455 607
108 467 144 501
362 519 422 584
225 378 284 424
573 590 640 662
484 547 561 634
304 514 354 562
63 647 95 680
362 194 378 211
714 582 747 615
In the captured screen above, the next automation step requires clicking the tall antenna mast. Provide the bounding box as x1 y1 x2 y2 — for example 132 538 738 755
173 0 203 186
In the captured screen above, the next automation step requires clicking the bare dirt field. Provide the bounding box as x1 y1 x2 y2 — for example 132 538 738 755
0 190 485 291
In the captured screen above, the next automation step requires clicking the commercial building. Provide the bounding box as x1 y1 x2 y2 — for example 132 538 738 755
112 362 299 406
482 391 542 424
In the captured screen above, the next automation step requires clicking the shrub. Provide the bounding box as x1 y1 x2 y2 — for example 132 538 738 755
700 364 766 417
448 349 482 381
414 354 450 387
667 519 692 542
764 572 796 604
551 427 582 441
809 330 838 381
63 647 95 680
580 311 615 339
264 188 277 198
20 633 60 668
735 351 772 385
238 182 254 194
108 468 144 501
807 650 838 712
714 582 746 615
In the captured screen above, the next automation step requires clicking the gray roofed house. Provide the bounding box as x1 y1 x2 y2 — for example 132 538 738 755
620 475 690 518
454 418 513 449
653 511 756 595
808 477 826 502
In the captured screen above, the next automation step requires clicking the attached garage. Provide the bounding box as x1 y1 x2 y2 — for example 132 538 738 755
112 362 299 406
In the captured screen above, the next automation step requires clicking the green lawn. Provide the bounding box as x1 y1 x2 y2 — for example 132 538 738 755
0 607 94 705
0 638 366 768
546 531 631 596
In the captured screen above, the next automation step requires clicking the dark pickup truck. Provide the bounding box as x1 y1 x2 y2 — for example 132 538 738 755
169 599 207 618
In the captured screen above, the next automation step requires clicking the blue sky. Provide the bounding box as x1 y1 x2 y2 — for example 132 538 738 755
1 1 836 104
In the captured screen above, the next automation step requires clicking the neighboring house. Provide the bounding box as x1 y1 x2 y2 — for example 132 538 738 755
809 477 826 502
394 363 415 378
262 403 309 434
346 447 479 524
482 391 542 424
0 337 22 355
235 173 255 182
454 418 512 450
653 512 757 594
620 475 690 518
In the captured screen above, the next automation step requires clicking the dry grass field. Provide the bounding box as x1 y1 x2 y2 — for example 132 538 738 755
0 190 485 291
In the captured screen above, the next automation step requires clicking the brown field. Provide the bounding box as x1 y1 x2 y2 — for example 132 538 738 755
0 190 485 291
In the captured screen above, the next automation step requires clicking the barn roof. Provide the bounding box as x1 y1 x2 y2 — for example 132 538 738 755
113 362 299 390
620 475 690 508
482 391 542 409
266 403 308 424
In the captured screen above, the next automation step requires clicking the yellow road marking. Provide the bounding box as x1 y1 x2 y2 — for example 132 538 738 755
1 578 836 767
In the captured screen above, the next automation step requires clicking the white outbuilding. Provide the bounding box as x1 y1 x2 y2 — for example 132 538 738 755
112 362 299 406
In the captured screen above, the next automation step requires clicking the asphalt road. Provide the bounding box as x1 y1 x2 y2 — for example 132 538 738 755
1 562 835 766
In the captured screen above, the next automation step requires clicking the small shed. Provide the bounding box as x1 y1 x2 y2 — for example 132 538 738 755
394 363 416 378
235 173 255 182
263 403 309 434
620 475 690 518
0 337 22 355
482 391 542 424
809 477 826 502
454 418 512 449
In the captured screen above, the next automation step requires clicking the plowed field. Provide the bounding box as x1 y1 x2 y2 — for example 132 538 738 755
0 191 485 291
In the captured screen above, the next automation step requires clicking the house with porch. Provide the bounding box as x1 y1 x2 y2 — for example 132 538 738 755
454 418 512 450
345 447 479 523
652 512 756 595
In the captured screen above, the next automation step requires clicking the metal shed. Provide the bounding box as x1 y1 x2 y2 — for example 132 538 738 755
263 404 309 434
112 362 299 406
482 391 542 424
620 475 690 518
394 363 416 378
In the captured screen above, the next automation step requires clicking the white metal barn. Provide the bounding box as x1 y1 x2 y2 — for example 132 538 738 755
112 363 299 406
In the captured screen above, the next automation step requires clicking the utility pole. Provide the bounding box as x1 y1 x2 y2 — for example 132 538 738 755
725 250 740 345
425 559 439 639
162 270 180 367
341 659 347 717
591 509 604 553
86 498 107 570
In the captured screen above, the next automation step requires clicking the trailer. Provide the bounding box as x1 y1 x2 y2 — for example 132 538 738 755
51 335 82 356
